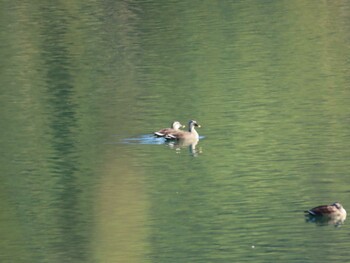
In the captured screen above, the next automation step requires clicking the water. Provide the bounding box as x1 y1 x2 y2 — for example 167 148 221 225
1 1 350 262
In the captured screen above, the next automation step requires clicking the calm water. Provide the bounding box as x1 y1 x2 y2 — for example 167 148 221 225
1 1 350 262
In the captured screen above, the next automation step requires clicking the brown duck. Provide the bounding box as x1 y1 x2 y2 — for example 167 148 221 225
165 120 201 140
154 121 185 137
305 202 346 217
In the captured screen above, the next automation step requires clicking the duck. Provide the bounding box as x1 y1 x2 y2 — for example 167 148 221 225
305 202 347 217
305 202 347 226
154 121 185 137
165 120 201 141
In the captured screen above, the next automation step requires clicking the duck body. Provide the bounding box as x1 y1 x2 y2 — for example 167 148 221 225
165 120 201 141
154 121 184 137
305 202 347 226
305 202 346 217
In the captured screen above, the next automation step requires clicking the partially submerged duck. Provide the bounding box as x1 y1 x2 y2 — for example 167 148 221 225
305 202 347 226
165 120 201 141
154 121 184 137
305 202 346 217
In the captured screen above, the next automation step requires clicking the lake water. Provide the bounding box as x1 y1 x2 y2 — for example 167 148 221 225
1 1 350 262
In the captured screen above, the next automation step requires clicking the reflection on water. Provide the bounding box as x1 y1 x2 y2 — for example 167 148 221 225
305 214 347 227
166 138 202 157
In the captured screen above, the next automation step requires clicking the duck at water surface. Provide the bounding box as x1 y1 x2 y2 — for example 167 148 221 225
165 120 201 141
305 202 346 217
305 202 346 226
154 121 185 137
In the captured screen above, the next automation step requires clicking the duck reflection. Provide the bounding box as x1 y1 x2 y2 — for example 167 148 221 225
165 138 202 157
304 202 347 226
305 214 346 226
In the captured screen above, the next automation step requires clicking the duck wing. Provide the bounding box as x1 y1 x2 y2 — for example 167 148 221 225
154 128 173 137
306 205 337 216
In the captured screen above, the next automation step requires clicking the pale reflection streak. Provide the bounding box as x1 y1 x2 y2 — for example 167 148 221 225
94 155 150 263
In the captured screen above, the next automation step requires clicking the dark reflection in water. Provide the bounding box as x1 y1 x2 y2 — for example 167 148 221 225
39 7 89 263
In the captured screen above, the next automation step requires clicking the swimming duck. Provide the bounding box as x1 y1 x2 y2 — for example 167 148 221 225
305 202 346 217
154 121 184 137
165 120 201 140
